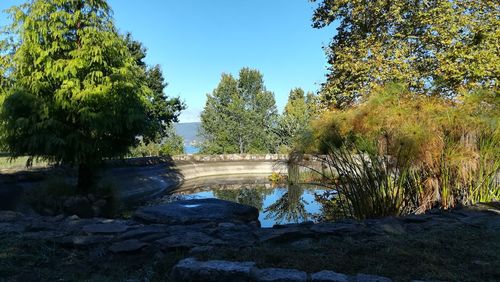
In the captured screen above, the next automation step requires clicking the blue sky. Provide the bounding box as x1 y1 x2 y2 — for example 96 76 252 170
0 0 337 123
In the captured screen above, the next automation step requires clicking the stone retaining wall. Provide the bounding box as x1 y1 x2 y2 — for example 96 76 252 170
172 154 288 162
175 160 288 181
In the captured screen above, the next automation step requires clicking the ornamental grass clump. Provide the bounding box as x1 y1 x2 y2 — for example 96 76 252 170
308 84 498 218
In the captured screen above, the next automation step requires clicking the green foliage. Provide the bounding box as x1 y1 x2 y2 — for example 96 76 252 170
312 0 499 108
213 187 272 211
159 127 185 156
25 177 120 217
200 68 279 154
309 84 499 212
264 185 309 224
314 146 422 220
268 172 287 184
276 88 318 153
129 140 161 157
129 127 185 157
124 34 186 142
0 0 184 192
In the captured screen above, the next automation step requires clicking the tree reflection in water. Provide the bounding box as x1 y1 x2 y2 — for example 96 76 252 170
264 185 309 224
213 186 273 211
170 180 328 226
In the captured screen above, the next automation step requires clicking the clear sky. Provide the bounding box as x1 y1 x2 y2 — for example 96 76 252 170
0 0 337 123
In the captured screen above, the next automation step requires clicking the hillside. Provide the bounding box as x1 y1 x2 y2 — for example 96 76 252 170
174 122 202 145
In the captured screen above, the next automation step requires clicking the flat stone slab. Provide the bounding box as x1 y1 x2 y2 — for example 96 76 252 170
171 257 255 282
117 225 167 240
82 223 129 234
355 274 393 282
0 211 24 222
156 231 214 249
134 198 259 225
109 239 147 253
311 270 349 282
252 268 308 282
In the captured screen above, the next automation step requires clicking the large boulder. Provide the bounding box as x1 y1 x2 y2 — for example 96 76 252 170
134 198 259 225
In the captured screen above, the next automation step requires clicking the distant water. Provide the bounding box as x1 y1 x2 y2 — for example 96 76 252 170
185 145 200 155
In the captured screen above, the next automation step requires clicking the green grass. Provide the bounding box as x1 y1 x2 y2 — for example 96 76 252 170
197 223 500 282
0 234 188 281
0 156 48 170
1 216 499 281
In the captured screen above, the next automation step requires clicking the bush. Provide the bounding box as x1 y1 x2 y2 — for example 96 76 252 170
314 145 422 220
26 177 120 218
307 84 499 216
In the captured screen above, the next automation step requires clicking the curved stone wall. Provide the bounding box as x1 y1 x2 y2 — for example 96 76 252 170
174 160 288 181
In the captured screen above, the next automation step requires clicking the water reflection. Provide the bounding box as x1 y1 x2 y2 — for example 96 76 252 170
213 187 273 211
168 177 329 227
264 185 309 223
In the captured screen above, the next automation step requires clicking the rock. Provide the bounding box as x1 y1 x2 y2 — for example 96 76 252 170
257 226 314 243
87 194 96 202
401 215 432 223
0 211 24 222
310 223 361 235
252 268 307 282
171 257 255 282
63 196 94 218
311 270 349 282
218 222 237 229
188 245 215 255
289 238 315 249
26 221 57 232
109 239 147 253
59 235 114 247
83 223 129 234
378 224 406 235
117 225 167 240
156 231 214 250
47 214 65 222
214 229 258 247
0 185 23 210
139 232 169 242
134 198 259 225
354 274 392 282
0 222 25 233
95 199 107 207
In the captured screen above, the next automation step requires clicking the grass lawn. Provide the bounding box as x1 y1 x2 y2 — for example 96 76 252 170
197 222 500 282
1 219 499 282
0 156 48 171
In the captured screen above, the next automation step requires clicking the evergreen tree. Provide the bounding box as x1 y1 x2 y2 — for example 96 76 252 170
0 0 172 192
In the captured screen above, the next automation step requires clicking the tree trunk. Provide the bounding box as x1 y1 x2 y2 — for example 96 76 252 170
76 163 93 194
239 136 244 154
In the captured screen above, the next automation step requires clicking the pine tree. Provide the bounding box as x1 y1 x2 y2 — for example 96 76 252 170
0 0 161 193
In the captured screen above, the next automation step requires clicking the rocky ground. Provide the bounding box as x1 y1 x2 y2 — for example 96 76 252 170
0 200 499 281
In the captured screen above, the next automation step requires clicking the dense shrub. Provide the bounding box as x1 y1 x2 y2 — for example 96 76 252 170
307 84 498 217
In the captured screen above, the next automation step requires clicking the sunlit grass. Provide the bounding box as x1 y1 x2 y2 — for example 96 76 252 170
0 156 48 170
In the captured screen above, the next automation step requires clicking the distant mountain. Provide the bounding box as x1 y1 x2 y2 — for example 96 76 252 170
174 122 202 146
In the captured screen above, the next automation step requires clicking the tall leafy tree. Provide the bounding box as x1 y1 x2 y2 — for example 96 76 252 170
124 34 185 142
277 88 317 151
200 68 278 154
0 0 162 193
312 0 499 108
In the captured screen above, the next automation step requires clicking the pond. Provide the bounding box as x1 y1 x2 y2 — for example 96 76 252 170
154 176 330 227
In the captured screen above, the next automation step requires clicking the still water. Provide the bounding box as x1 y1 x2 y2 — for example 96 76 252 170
164 176 329 227
184 145 200 154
